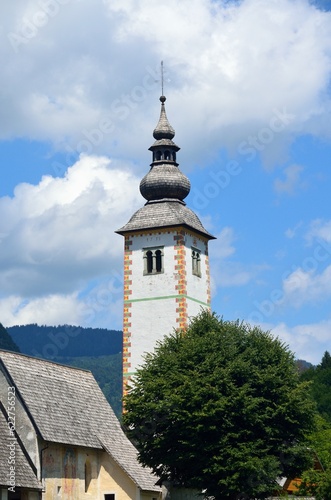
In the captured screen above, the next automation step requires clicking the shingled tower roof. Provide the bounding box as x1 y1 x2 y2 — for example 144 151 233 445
116 96 215 240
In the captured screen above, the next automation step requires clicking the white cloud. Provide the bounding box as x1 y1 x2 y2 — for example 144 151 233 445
274 165 305 195
282 264 331 307
305 219 331 244
0 153 139 329
270 320 331 364
0 293 80 327
0 0 330 167
0 275 125 329
0 155 142 297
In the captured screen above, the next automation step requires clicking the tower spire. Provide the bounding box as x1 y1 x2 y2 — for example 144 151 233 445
116 96 215 239
139 96 190 202
161 60 164 97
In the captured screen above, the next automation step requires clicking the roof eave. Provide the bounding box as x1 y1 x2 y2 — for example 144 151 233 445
115 223 216 240
99 438 161 493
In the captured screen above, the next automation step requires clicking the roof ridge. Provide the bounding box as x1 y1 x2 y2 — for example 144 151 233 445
0 349 92 373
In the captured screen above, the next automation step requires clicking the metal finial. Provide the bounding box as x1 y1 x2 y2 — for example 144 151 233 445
161 60 164 97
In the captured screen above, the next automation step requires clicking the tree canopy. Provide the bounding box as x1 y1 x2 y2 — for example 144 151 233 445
123 311 315 500
300 350 331 423
298 414 331 500
0 323 20 352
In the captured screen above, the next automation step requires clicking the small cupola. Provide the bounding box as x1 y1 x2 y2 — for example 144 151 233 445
140 96 191 203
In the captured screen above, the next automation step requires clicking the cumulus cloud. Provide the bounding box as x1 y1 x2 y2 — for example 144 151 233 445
305 218 331 244
0 293 81 327
274 165 305 195
0 0 330 168
1 0 331 350
0 274 125 329
278 219 331 307
282 265 331 307
0 154 141 299
271 320 331 364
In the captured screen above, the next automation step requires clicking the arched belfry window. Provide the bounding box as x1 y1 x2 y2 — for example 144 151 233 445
143 247 164 275
155 249 162 272
164 150 170 160
146 250 153 274
192 248 201 277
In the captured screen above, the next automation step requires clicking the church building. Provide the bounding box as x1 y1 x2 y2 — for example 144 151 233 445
116 96 215 390
0 349 161 500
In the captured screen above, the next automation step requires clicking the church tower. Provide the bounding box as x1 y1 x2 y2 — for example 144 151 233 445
116 96 215 390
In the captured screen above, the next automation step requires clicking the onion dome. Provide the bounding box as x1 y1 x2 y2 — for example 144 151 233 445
139 96 191 202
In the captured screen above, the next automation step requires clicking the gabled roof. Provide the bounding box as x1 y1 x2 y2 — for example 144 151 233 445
116 199 215 239
0 350 160 492
0 410 42 490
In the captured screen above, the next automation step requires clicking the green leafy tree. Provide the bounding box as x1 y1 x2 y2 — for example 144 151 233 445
297 415 331 499
123 311 315 500
300 350 331 422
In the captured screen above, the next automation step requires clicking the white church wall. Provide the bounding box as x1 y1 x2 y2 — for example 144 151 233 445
129 298 178 373
123 228 212 381
130 231 177 300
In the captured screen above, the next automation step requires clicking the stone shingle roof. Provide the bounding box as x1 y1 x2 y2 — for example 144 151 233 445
116 199 215 239
0 350 160 492
140 166 191 202
0 410 42 490
149 138 179 149
153 97 175 140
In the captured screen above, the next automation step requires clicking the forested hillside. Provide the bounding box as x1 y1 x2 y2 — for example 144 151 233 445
300 351 331 422
55 353 122 417
7 324 122 359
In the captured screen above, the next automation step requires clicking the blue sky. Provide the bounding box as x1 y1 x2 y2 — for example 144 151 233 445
0 0 331 364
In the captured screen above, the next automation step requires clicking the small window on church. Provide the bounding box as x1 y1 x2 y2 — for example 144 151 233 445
164 150 170 160
104 495 115 500
143 247 164 275
192 248 201 277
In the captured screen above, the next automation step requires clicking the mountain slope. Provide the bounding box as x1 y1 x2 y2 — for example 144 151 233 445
7 324 122 359
0 323 20 352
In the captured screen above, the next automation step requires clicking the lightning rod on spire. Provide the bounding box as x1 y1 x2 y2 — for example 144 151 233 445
161 60 164 96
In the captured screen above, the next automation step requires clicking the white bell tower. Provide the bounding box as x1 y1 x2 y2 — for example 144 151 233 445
116 96 215 392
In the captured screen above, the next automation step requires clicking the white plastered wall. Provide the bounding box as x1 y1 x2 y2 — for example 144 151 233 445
126 229 211 375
